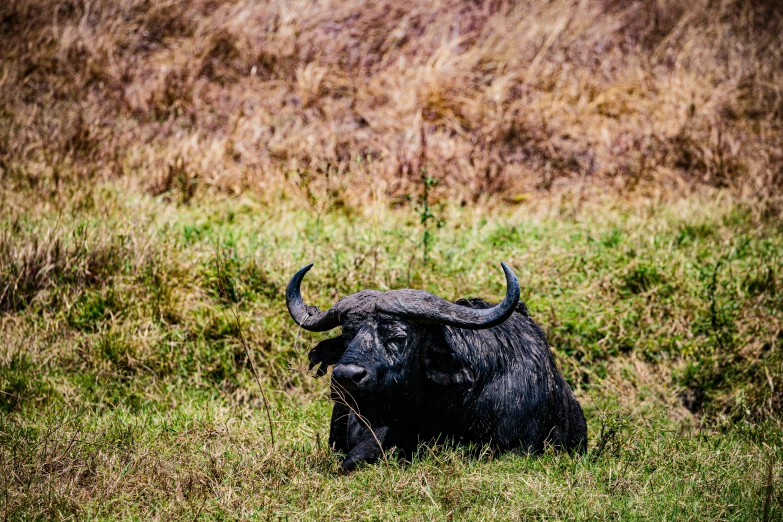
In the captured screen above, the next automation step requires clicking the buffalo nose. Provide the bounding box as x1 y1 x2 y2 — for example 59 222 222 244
333 364 368 389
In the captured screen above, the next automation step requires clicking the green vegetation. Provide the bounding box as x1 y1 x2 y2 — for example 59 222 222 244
1 186 781 519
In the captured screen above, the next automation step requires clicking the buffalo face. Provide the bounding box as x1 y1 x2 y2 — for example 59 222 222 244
312 316 423 396
287 262 520 397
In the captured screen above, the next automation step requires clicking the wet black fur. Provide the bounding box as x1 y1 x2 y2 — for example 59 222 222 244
309 298 587 471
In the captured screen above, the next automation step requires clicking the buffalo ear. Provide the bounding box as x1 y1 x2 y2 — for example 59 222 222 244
308 336 345 377
423 349 475 386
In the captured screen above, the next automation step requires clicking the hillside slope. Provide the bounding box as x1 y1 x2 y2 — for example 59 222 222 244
2 0 782 203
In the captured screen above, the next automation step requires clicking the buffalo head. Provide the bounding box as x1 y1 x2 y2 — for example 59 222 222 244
285 263 520 397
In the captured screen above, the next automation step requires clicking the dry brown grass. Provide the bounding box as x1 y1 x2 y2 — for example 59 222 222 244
1 0 782 206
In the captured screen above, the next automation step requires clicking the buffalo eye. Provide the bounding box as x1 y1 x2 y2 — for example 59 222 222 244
388 330 407 341
379 323 408 345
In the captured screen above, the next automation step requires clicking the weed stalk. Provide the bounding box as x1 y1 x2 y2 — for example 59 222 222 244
416 169 442 265
214 247 275 448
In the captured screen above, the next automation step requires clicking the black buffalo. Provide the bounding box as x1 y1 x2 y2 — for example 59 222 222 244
286 263 587 471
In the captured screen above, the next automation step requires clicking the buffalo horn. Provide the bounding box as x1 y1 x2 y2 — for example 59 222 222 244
376 262 520 329
285 264 341 331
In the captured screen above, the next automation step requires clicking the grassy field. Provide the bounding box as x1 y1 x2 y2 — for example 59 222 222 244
2 0 783 519
1 184 781 520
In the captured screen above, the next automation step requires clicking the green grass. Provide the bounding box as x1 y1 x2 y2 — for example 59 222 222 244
1 186 782 520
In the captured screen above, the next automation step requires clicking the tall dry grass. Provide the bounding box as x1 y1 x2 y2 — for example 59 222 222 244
1 0 782 205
